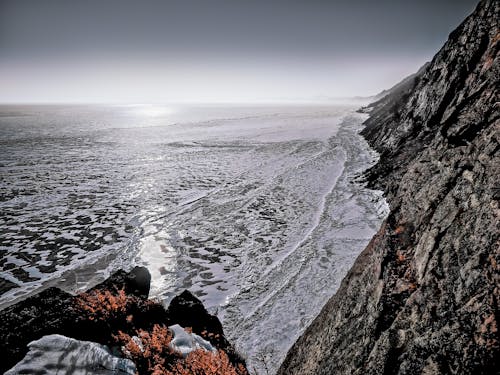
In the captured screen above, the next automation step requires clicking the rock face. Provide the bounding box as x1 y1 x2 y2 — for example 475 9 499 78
278 1 499 374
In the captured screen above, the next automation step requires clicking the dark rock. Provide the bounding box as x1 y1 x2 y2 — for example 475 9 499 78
167 290 246 367
0 277 18 295
279 1 499 374
167 290 224 337
89 266 151 298
0 287 75 374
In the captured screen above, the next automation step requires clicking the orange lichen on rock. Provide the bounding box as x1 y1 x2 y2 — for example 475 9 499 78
394 225 405 235
115 324 178 373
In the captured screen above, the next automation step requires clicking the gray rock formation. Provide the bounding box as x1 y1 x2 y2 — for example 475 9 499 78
278 0 499 374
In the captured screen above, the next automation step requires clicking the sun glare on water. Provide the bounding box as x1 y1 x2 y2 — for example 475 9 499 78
131 105 174 117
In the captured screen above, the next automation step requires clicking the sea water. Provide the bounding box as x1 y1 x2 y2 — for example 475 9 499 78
0 103 388 373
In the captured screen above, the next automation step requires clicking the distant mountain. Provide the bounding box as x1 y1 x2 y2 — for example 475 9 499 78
279 0 499 374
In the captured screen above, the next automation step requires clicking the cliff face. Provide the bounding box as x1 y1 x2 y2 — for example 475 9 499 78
278 1 499 374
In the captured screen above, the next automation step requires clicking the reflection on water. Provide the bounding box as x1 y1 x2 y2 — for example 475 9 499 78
0 104 387 373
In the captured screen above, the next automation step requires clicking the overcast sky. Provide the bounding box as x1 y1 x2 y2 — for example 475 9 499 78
0 0 479 103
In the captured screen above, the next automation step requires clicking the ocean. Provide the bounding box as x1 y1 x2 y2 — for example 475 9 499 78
0 103 387 373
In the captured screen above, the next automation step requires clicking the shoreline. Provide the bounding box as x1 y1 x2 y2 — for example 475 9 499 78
222 111 388 374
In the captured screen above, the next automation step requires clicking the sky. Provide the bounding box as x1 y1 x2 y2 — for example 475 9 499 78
0 0 479 104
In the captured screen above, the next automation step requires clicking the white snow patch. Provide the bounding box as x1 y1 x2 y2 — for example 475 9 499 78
168 324 216 357
5 334 136 375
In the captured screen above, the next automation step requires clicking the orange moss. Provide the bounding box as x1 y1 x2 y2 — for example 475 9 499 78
115 324 248 375
76 289 248 374
76 288 131 321
166 349 248 375
76 287 158 322
115 324 178 373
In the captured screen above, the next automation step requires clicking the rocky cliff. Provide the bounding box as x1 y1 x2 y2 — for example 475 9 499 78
278 1 499 374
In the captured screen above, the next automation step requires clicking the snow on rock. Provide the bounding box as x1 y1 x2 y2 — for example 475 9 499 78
168 324 216 357
5 334 136 375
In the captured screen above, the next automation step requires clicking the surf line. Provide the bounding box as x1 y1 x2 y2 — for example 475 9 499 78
243 148 347 320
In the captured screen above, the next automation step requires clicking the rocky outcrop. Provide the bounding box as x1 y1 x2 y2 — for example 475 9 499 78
0 267 246 374
278 1 499 374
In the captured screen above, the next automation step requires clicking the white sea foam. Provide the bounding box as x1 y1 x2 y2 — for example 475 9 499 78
0 104 388 374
